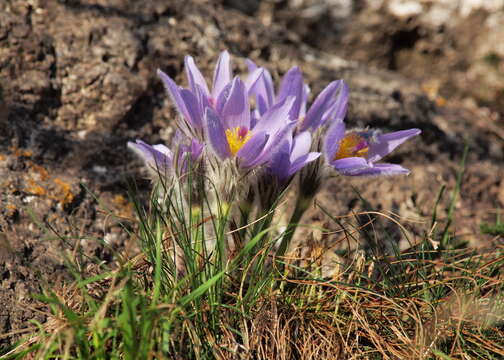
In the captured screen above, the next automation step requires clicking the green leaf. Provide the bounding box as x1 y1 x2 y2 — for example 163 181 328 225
179 270 225 306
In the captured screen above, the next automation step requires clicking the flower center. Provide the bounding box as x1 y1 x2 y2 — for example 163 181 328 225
225 126 251 156
334 132 369 160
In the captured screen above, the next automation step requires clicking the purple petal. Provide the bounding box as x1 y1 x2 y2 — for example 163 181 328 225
185 55 209 97
191 139 204 160
173 129 184 142
237 131 269 167
128 140 172 172
346 163 411 177
331 157 369 175
367 128 421 163
277 67 304 120
246 59 258 72
244 68 264 94
290 131 312 162
333 81 349 120
299 84 310 117
204 107 230 159
249 68 275 115
261 70 275 108
302 81 341 131
196 83 211 119
212 50 231 99
251 120 296 167
320 81 349 126
179 89 203 129
152 144 173 157
288 152 321 177
215 82 232 114
277 67 301 102
177 139 203 173
157 69 194 127
253 96 295 134
250 110 259 129
323 120 345 163
268 138 294 181
256 95 269 117
220 77 250 129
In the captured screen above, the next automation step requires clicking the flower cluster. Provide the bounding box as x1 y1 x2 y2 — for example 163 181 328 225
129 51 420 202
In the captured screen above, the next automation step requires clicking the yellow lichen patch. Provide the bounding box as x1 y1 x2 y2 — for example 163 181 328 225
29 162 49 181
112 194 134 218
225 126 251 156
53 178 74 205
26 179 47 196
5 203 17 217
23 162 50 196
14 155 77 206
435 97 446 107
422 79 446 107
334 133 369 160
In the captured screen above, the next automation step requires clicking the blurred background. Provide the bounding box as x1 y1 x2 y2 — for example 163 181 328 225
226 0 504 113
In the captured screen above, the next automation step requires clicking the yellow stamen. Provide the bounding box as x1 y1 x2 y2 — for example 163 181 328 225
334 133 369 160
225 126 251 156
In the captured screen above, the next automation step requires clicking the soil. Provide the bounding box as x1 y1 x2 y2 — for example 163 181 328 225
1 0 503 349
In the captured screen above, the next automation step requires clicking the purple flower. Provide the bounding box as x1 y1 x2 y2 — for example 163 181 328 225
128 136 203 176
158 51 263 136
246 61 307 119
128 140 173 175
268 131 320 182
300 80 348 132
246 60 348 132
205 77 297 168
132 50 421 185
323 121 421 176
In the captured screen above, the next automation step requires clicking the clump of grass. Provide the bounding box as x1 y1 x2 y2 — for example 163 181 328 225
3 150 504 360
3 240 503 359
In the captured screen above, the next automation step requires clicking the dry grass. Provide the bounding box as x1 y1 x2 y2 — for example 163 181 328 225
224 247 504 359
3 243 503 360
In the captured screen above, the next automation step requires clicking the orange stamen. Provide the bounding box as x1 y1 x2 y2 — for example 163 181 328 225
334 133 369 160
225 126 251 156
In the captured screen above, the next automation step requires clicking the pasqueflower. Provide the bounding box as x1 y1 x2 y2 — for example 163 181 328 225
204 77 296 168
128 140 173 175
158 51 263 136
323 121 421 176
246 60 348 132
128 137 203 176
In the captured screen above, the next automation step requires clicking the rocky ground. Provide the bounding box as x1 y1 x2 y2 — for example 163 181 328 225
1 0 503 348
